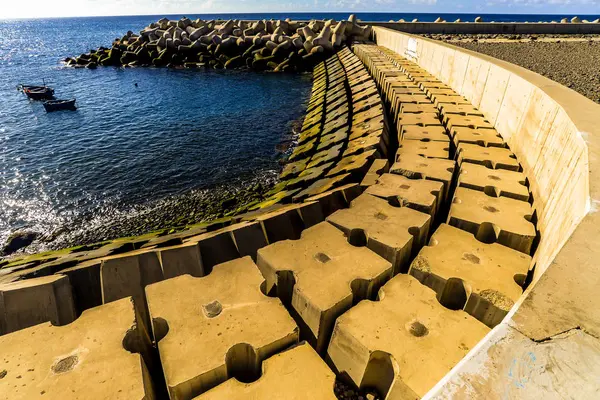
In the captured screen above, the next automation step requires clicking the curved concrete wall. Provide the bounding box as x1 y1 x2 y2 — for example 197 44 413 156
371 27 600 398
373 26 597 282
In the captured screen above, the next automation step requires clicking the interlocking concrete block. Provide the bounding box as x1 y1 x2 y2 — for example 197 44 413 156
0 275 76 335
197 342 336 399
410 224 530 328
280 158 309 180
401 125 449 142
396 113 442 135
158 242 204 279
59 259 103 315
316 128 348 151
255 202 324 243
305 183 363 217
426 88 457 97
360 159 390 188
398 139 450 159
433 94 470 108
458 163 530 201
451 126 505 148
445 114 494 131
439 103 484 117
448 187 536 254
307 143 344 169
397 102 439 115
292 174 352 203
456 143 520 171
257 222 392 352
390 153 456 202
0 298 155 399
365 173 444 217
352 106 384 126
327 274 490 399
349 118 385 141
327 193 431 273
326 149 378 178
346 130 386 157
146 257 298 399
101 249 163 327
183 228 242 271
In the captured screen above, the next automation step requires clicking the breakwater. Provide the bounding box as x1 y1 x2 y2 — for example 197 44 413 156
66 16 371 71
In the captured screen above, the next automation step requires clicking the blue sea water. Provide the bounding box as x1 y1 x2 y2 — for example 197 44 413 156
1 12 598 251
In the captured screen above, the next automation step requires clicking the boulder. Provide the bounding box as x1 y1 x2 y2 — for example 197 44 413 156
561 18 569 23
571 16 581 23
475 16 483 23
2 231 37 256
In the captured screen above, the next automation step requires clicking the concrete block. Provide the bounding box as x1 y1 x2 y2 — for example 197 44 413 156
401 125 449 142
451 126 505 148
432 94 470 108
439 103 484 117
445 114 494 131
458 163 530 201
456 143 520 171
292 174 352 203
0 275 76 335
396 113 442 134
326 149 378 178
396 102 439 115
365 172 444 217
256 222 392 352
59 259 103 315
327 193 431 273
448 187 536 254
146 257 298 399
360 159 390 188
390 153 456 202
158 242 204 279
100 249 164 329
0 298 155 399
255 203 314 243
327 274 490 398
398 139 450 159
305 183 363 217
316 128 348 151
410 224 530 327
345 131 386 157
197 343 336 399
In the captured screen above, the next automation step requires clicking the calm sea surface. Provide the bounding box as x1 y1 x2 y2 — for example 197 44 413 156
1 12 598 252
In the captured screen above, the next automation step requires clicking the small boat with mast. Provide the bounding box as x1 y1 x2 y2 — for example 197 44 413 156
17 80 55 100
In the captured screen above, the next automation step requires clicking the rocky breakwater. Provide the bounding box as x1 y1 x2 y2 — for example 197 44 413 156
66 16 371 72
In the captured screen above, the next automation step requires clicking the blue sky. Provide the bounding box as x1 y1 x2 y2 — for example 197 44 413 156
1 0 599 19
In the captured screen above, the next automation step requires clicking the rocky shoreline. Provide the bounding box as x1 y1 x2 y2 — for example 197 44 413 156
65 16 370 72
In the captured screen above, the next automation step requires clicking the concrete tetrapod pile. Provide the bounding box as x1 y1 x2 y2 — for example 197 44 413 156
65 16 371 71
0 42 540 399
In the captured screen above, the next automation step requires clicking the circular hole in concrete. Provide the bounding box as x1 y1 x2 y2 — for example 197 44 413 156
52 355 78 374
406 320 429 337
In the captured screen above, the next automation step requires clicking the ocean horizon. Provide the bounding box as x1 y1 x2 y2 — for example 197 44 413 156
3 12 600 22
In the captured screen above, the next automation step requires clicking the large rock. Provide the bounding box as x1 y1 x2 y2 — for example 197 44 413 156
2 230 37 255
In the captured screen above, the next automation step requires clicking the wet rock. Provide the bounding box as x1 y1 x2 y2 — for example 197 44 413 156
2 231 37 256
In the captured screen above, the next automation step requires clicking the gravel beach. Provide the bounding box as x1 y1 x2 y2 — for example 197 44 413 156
425 34 600 104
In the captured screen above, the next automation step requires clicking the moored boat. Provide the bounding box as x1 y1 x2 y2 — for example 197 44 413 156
23 86 55 100
43 99 77 112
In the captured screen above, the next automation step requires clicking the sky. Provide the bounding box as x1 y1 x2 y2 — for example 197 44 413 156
1 0 600 19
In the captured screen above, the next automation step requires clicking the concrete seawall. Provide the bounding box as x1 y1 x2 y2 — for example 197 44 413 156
368 21 600 35
371 26 600 398
1 20 599 399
